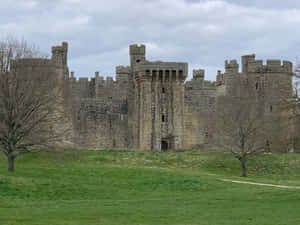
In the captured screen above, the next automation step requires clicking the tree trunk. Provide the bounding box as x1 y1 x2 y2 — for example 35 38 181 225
241 156 247 177
8 155 15 172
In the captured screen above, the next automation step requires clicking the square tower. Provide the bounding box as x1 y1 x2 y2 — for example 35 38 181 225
129 45 188 151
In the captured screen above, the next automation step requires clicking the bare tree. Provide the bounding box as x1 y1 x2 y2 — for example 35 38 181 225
0 35 45 73
0 37 63 172
217 97 266 177
290 61 300 151
270 62 300 153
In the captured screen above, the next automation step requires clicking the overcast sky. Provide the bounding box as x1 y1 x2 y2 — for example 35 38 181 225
1 0 300 80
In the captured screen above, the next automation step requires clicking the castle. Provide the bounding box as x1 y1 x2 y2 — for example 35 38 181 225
10 42 296 152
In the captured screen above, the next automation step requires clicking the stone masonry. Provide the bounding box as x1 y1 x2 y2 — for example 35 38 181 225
9 42 297 152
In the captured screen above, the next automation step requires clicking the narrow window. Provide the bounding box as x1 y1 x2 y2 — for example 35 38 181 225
205 131 209 138
179 70 183 80
255 82 258 90
270 105 273 112
159 71 163 81
162 87 165 93
162 115 165 122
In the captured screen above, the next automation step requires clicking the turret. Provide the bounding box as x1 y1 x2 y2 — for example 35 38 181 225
51 42 68 68
225 59 239 73
129 44 146 69
242 54 256 73
216 70 224 85
193 69 205 81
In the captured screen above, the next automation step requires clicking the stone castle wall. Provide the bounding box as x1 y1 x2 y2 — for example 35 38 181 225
184 70 217 149
67 69 130 149
216 55 294 152
9 42 297 152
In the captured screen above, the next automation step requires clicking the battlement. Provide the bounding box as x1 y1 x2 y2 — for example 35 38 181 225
69 70 129 85
134 62 188 81
246 58 293 73
225 54 293 74
129 44 146 55
216 70 225 86
95 76 115 85
70 73 116 83
242 54 256 73
52 42 68 52
78 77 89 83
193 69 205 80
10 58 54 70
225 59 239 73
116 66 131 74
186 76 216 89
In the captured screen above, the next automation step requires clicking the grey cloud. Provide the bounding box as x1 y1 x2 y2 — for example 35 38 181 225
185 0 300 9
1 0 300 80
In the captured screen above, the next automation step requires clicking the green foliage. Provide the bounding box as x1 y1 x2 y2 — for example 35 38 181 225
0 150 299 225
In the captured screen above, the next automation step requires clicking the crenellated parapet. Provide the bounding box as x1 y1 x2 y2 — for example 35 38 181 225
225 59 239 73
116 66 130 82
241 54 293 74
223 54 293 78
193 69 205 80
216 70 225 86
134 62 188 82
185 69 215 90
70 72 120 86
68 70 129 101
247 59 293 73
10 58 55 71
116 66 130 74
129 44 145 55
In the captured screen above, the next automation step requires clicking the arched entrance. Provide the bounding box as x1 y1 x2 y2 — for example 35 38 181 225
161 139 169 151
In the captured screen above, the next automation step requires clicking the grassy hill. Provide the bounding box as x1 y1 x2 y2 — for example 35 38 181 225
0 150 300 225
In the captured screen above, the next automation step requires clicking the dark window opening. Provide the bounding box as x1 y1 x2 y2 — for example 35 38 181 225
136 59 140 63
162 87 165 93
159 71 163 80
162 115 165 122
165 70 170 76
161 140 168 151
266 140 271 152
179 70 183 80
255 82 258 90
205 131 209 138
270 105 273 112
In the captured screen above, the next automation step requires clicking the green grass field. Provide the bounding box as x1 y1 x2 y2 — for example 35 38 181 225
0 149 300 225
